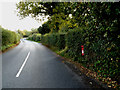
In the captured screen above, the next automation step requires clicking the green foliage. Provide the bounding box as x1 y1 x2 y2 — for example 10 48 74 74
17 29 32 37
23 30 31 37
16 2 120 87
58 18 78 33
41 33 66 50
63 27 119 82
64 28 84 61
0 26 2 47
28 33 41 42
31 28 38 34
16 2 72 33
2 29 20 46
17 30 25 37
38 23 50 35
16 2 71 19
40 25 119 84
1 27 20 51
1 44 15 51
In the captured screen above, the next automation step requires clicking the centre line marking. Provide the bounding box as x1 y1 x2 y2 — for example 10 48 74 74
16 52 30 78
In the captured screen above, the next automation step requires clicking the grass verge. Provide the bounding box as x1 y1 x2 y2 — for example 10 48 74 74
41 44 119 90
0 42 20 54
26 40 120 89
27 39 41 43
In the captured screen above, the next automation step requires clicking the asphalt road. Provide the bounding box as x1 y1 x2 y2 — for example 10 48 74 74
2 39 91 88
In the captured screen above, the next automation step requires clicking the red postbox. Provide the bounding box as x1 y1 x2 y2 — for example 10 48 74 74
81 45 84 56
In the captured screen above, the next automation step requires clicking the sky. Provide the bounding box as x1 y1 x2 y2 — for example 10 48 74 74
0 0 48 31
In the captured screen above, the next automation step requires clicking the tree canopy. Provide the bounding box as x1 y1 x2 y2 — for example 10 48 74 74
16 2 71 19
16 2 119 34
16 2 120 88
38 22 50 35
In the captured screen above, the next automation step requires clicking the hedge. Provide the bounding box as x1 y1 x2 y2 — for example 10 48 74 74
28 33 41 42
1 27 20 51
2 29 20 46
40 27 119 84
63 27 120 83
41 33 66 50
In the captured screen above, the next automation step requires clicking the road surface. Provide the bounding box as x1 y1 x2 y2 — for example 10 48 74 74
2 39 91 88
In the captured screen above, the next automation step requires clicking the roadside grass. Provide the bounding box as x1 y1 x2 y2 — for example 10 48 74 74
1 44 15 51
0 42 20 53
43 45 120 89
26 40 120 89
27 39 40 43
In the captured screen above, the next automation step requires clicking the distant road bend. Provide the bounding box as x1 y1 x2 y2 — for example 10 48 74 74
2 39 91 88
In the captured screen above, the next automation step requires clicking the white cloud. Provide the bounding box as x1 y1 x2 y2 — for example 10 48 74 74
0 1 46 31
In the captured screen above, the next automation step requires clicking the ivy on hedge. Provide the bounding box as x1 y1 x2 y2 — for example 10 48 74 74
40 27 119 83
41 33 66 50
64 27 119 82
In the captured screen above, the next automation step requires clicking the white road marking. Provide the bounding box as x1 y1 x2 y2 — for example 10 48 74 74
16 52 30 78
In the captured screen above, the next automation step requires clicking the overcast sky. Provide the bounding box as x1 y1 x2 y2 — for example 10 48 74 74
0 0 48 31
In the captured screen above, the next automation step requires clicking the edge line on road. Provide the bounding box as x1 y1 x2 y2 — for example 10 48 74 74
16 51 30 78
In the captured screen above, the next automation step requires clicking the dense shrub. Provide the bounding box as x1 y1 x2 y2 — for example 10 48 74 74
2 29 20 46
41 33 66 50
38 23 50 35
62 27 120 82
40 27 119 81
28 33 41 42
65 28 85 60
1 27 20 51
41 26 119 84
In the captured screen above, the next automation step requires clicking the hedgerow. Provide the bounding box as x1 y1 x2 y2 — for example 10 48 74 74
40 26 119 88
1 27 20 51
61 27 119 86
28 33 41 42
41 33 66 50
21 2 119 88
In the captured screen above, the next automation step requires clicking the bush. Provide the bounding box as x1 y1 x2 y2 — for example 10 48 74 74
65 28 85 60
35 26 119 84
41 33 66 50
2 29 20 46
1 27 20 51
28 33 41 42
38 25 119 84
63 27 120 82
38 23 50 35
